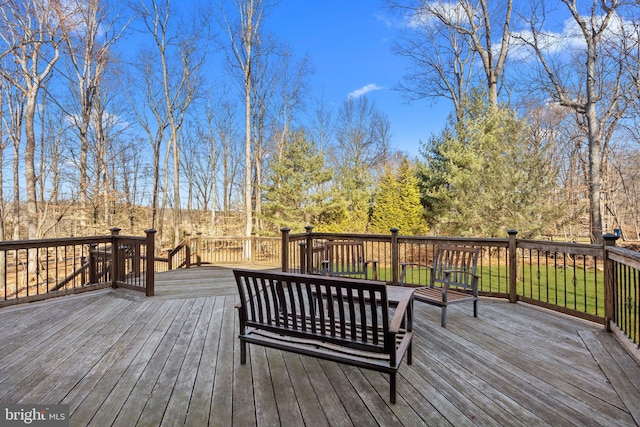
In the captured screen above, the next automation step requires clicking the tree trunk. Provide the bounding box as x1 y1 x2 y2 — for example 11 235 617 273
24 90 38 240
244 77 252 258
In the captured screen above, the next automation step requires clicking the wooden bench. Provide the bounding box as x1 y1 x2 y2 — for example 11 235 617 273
234 268 414 403
400 245 480 328
321 240 378 280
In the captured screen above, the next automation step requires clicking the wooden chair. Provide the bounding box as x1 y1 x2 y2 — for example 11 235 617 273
321 240 378 280
400 245 480 327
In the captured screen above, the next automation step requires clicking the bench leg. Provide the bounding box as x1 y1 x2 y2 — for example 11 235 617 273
473 299 478 317
390 372 396 404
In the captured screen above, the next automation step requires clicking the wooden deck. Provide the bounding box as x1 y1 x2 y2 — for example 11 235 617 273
1 265 639 426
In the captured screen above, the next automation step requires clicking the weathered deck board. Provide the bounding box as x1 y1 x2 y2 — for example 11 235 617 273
0 265 638 427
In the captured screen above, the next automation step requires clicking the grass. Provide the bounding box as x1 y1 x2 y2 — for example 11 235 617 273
375 263 606 317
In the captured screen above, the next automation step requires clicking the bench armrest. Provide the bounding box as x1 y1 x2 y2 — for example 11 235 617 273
389 288 414 334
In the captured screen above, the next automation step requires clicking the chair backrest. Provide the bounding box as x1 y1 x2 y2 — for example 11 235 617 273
234 269 391 353
324 240 367 276
430 245 480 291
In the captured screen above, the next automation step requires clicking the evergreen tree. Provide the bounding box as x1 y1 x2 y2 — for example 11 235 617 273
261 130 333 233
419 90 562 237
370 159 427 235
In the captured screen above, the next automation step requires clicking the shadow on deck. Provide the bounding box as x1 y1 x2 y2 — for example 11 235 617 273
0 265 639 426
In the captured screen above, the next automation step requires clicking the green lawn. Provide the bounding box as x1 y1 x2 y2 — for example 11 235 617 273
380 263 605 317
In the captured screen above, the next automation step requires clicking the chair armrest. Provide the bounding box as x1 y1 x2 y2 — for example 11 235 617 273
389 288 414 334
399 262 430 286
443 268 479 278
442 269 479 291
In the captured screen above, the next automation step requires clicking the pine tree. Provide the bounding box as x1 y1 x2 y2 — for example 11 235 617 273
419 90 562 237
261 130 333 233
370 159 427 235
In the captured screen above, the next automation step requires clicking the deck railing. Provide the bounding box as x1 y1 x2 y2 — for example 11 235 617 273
0 226 637 349
180 234 281 266
0 228 156 307
281 227 639 348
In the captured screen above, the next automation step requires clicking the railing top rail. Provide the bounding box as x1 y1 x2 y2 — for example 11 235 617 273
0 235 114 250
607 246 640 270
397 236 509 247
607 245 640 260
517 239 602 256
114 236 146 244
288 232 392 241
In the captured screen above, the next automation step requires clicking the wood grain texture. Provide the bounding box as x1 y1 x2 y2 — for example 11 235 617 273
0 265 637 426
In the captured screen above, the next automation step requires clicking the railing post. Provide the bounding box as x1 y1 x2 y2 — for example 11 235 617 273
184 233 191 268
281 228 290 272
603 233 618 331
508 230 518 303
195 232 202 266
145 229 156 297
391 228 399 286
167 249 173 271
110 227 121 288
88 243 98 284
305 225 314 275
251 232 256 264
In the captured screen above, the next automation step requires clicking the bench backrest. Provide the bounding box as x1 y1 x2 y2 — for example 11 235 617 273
430 245 480 291
234 269 391 354
323 240 367 276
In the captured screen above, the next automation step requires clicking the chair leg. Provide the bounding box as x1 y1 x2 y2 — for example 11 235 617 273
473 299 478 317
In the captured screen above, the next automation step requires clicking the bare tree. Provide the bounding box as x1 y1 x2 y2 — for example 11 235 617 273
249 44 310 233
332 96 392 232
59 0 129 229
515 0 631 243
141 0 206 245
0 81 8 240
0 68 24 239
389 0 512 112
129 49 169 235
216 100 241 219
0 0 63 239
334 96 384 171
220 0 272 254
117 140 144 234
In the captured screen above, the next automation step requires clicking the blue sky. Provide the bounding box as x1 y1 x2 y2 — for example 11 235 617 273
264 1 451 158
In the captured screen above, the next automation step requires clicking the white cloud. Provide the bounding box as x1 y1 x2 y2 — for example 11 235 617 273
348 84 383 99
